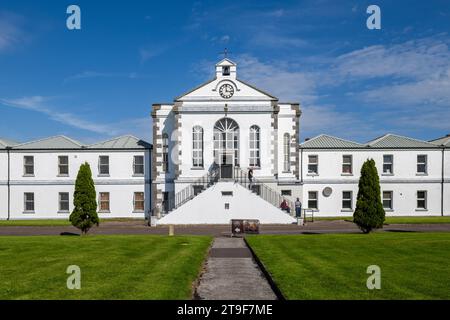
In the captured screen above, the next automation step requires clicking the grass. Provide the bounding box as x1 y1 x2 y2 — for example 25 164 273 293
0 235 212 299
0 218 145 227
313 216 450 224
246 233 450 300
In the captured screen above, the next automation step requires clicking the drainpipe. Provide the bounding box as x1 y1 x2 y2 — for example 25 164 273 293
441 147 445 216
6 146 11 220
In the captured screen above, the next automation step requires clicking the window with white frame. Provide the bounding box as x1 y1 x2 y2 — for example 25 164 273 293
58 156 69 176
162 133 169 172
99 156 110 175
249 125 260 167
308 191 318 210
192 126 204 168
283 133 291 172
417 191 427 210
59 192 70 212
383 155 393 174
417 155 427 174
382 191 393 210
99 192 110 212
24 192 34 212
308 155 318 174
133 155 144 175
24 156 34 176
342 191 352 210
342 155 352 174
133 192 144 212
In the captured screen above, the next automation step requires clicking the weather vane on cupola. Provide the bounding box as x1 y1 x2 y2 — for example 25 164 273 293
220 48 232 58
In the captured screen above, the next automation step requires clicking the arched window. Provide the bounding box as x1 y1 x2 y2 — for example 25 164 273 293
162 133 169 173
249 125 260 167
213 118 239 166
192 126 204 168
283 133 290 172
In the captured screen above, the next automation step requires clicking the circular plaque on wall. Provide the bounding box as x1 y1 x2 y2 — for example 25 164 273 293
323 187 333 197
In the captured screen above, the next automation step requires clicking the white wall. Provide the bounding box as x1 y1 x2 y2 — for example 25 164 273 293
4 149 150 220
301 149 446 216
0 151 7 219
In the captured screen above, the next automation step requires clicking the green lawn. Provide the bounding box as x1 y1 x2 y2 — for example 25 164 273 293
246 233 450 300
0 218 145 227
0 235 212 299
313 216 450 224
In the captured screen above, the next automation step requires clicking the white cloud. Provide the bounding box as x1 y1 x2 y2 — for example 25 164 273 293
0 11 26 52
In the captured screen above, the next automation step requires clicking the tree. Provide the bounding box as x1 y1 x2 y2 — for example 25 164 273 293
353 159 385 233
70 162 99 235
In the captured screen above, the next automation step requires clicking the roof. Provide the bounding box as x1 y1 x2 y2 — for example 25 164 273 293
87 135 152 149
300 134 364 149
429 134 450 147
0 138 19 148
13 135 82 149
216 58 236 66
6 135 151 150
366 134 439 149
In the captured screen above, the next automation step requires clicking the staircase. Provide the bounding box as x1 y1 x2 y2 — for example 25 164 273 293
162 165 295 217
163 166 220 214
233 167 295 217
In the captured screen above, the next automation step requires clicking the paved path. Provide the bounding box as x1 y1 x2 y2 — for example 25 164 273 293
1 220 450 236
195 237 277 300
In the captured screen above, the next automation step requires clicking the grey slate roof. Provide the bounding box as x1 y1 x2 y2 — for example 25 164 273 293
366 134 439 148
0 138 19 148
300 134 364 149
429 134 450 147
7 135 151 150
87 135 152 149
13 135 82 149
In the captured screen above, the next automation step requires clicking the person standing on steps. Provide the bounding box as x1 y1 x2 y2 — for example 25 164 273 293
295 198 302 218
248 168 254 190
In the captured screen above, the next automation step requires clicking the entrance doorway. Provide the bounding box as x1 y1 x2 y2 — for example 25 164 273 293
213 117 240 179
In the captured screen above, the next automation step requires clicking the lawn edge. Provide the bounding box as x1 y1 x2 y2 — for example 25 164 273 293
191 236 214 300
244 236 286 301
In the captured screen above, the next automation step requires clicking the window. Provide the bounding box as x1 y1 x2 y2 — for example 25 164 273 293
162 133 169 172
133 192 144 212
222 66 230 76
308 155 318 174
249 125 260 167
24 156 34 176
342 191 353 210
308 191 318 210
281 190 292 196
58 156 69 176
99 156 110 175
382 191 393 210
99 192 110 212
192 126 204 168
133 155 144 175
417 191 427 210
24 193 34 212
342 155 352 174
213 118 240 166
59 192 70 212
283 133 291 172
383 155 393 174
221 191 233 196
224 203 230 210
417 155 427 174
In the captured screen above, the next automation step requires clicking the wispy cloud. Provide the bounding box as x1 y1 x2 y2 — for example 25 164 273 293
63 71 150 83
0 11 26 52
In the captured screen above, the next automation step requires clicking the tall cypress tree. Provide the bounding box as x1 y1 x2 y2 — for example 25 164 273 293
353 159 385 233
70 162 99 235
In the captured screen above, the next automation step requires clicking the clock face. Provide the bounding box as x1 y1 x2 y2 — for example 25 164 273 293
219 84 234 99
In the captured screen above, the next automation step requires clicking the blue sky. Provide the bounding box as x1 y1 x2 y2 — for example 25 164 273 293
0 0 449 144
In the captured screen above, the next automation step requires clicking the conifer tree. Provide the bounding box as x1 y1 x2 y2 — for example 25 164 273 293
70 162 99 235
353 159 385 233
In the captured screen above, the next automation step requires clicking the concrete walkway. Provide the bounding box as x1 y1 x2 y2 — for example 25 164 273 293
195 237 277 300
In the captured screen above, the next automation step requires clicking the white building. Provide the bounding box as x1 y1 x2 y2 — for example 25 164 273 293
300 134 449 217
0 135 152 220
1 58 449 222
